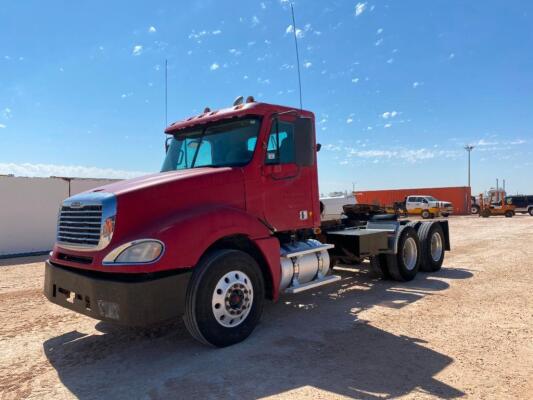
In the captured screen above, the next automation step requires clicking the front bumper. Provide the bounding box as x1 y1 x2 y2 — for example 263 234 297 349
44 261 191 326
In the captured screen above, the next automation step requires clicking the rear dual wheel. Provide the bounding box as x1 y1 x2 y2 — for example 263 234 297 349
371 226 421 282
184 249 264 347
418 222 445 272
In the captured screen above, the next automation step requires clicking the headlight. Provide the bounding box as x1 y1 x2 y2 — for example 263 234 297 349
103 239 164 264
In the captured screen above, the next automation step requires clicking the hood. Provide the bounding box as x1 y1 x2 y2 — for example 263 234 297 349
88 167 246 243
91 168 226 196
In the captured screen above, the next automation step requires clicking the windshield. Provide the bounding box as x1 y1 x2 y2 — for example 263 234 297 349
161 117 261 172
426 196 438 201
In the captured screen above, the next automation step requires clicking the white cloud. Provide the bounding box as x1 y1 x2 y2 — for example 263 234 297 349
509 139 526 145
0 163 148 179
243 75 249 80
377 28 383 34
260 2 266 9
375 38 383 46
285 25 304 38
382 111 398 119
476 138 498 146
386 58 394 64
229 48 242 56
148 26 157 33
303 61 312 68
2 107 12 119
355 2 367 16
210 63 220 71
212 29 222 35
412 81 420 88
346 118 353 124
0 123 6 129
132 45 143 56
449 53 455 59
351 78 359 83
384 123 392 128
251 16 260 27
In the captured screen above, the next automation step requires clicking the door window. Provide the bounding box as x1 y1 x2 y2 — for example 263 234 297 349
265 121 295 164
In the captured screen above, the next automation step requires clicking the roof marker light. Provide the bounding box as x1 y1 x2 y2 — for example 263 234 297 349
246 96 255 103
233 96 244 106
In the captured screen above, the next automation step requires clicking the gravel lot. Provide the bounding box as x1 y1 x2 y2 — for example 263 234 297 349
1 215 532 399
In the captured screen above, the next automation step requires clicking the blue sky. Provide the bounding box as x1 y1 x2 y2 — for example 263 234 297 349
1 0 532 196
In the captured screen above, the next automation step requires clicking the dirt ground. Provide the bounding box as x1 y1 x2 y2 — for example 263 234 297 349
0 215 532 400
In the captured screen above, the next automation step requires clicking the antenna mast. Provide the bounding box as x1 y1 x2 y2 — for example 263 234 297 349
165 59 168 127
290 3 303 110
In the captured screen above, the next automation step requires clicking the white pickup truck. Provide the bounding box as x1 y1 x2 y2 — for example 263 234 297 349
403 195 453 219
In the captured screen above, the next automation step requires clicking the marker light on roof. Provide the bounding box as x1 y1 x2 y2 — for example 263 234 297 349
246 96 255 103
233 96 244 106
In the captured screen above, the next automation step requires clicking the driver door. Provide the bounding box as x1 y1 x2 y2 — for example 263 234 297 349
260 116 317 231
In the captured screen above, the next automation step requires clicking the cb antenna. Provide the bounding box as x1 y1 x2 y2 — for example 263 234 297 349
290 3 303 110
165 58 168 127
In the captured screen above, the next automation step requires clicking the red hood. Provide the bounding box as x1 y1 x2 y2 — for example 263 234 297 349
91 168 227 196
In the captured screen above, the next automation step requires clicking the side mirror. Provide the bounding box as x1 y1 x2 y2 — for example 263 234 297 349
294 116 314 166
165 137 172 153
316 143 322 152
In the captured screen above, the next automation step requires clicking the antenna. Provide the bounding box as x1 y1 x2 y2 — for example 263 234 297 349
290 3 303 110
165 58 168 127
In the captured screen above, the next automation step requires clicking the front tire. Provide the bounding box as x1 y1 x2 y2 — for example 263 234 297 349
421 210 430 219
184 249 265 347
529 208 533 216
505 210 514 218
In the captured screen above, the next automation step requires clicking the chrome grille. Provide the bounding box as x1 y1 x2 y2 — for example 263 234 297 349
57 205 103 247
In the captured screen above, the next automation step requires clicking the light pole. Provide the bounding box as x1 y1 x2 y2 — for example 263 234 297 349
464 145 474 188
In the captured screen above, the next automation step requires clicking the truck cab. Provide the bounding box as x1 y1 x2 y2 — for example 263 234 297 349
44 98 450 347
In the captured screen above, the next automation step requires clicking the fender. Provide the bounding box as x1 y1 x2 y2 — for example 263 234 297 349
93 205 276 270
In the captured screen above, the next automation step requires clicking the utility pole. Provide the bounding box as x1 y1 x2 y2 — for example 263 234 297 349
464 145 474 188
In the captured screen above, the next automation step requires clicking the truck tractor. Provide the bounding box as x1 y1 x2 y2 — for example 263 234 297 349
44 98 451 347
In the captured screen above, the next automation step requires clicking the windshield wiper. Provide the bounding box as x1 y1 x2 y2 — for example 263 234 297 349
190 126 207 168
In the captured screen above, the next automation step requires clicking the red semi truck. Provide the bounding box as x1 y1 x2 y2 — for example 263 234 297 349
44 98 450 347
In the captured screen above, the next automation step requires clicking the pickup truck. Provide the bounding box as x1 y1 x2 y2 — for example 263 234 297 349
398 195 453 219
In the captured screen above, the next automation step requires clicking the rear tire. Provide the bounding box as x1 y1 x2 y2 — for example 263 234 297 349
529 208 533 216
183 249 264 347
369 255 391 280
441 213 449 218
481 209 490 218
421 210 430 219
471 205 480 215
505 210 514 218
386 227 421 281
418 222 445 272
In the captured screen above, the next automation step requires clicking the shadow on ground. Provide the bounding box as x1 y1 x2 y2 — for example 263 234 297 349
43 266 472 400
0 254 48 267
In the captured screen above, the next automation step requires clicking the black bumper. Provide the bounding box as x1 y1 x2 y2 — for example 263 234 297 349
44 261 191 326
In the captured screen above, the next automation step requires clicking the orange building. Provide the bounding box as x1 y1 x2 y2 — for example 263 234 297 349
355 186 472 215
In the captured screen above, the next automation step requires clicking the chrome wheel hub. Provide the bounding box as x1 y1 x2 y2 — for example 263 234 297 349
402 237 418 270
212 271 253 328
430 232 443 262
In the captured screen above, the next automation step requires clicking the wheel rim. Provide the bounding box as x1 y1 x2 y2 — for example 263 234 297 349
212 270 253 328
402 237 418 270
471 207 477 213
430 232 443 262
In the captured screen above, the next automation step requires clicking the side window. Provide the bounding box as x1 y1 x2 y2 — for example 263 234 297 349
265 121 295 164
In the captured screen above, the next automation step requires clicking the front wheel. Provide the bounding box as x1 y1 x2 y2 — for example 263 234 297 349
529 208 533 216
505 210 514 218
421 210 430 219
183 249 264 347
